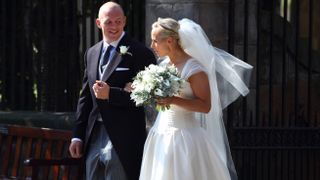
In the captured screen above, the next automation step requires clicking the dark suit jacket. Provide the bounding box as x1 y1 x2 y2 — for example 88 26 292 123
73 34 156 180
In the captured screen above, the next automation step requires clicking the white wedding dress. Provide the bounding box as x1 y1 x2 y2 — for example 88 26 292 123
139 59 231 180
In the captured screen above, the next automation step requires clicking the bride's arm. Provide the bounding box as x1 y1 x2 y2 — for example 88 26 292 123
157 71 211 113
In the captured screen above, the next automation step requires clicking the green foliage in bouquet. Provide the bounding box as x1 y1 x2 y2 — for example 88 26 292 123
130 64 185 111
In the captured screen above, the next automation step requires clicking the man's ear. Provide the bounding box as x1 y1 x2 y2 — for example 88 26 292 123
96 18 101 29
123 16 127 26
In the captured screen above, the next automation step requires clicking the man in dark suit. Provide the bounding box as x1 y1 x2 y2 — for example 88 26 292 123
69 2 156 180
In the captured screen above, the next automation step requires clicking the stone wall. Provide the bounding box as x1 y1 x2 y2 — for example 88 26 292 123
145 0 230 49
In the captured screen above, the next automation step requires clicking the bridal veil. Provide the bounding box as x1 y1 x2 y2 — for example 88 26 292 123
178 18 253 180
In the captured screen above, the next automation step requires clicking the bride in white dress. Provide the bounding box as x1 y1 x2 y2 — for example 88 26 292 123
137 18 253 180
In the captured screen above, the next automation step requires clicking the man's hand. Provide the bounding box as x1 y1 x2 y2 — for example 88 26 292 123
69 141 83 158
123 82 134 92
93 80 110 99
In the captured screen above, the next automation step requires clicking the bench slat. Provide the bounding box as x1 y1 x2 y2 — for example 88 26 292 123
35 139 43 159
53 140 64 180
12 136 23 176
43 141 52 179
2 136 13 176
0 135 2 150
23 138 33 178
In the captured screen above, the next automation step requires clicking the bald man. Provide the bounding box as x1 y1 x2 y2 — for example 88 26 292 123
69 2 156 180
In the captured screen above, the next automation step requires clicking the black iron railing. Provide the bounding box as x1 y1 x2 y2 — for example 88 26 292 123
228 0 320 179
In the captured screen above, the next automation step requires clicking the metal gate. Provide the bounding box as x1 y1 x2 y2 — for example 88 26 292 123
227 0 320 179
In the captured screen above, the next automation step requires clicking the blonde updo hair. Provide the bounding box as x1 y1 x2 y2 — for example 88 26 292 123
152 18 180 43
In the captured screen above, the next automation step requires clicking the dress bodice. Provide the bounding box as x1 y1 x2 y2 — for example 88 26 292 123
153 58 205 131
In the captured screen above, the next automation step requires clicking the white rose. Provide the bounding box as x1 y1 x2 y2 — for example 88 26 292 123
119 46 132 56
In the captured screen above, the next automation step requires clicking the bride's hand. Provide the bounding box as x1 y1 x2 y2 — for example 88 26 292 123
123 82 134 92
156 97 175 106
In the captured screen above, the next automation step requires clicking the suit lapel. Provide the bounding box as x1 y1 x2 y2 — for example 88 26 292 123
101 52 122 82
101 34 130 82
88 41 103 81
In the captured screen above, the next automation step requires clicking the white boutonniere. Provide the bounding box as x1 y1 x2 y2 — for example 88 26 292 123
119 46 132 56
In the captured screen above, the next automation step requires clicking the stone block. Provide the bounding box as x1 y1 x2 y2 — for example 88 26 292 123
145 3 174 44
145 3 201 44
197 3 229 43
145 2 229 47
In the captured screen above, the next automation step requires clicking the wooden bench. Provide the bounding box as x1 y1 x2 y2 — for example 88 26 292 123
0 124 83 180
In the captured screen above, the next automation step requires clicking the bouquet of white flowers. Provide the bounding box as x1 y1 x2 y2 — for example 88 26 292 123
130 64 185 111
